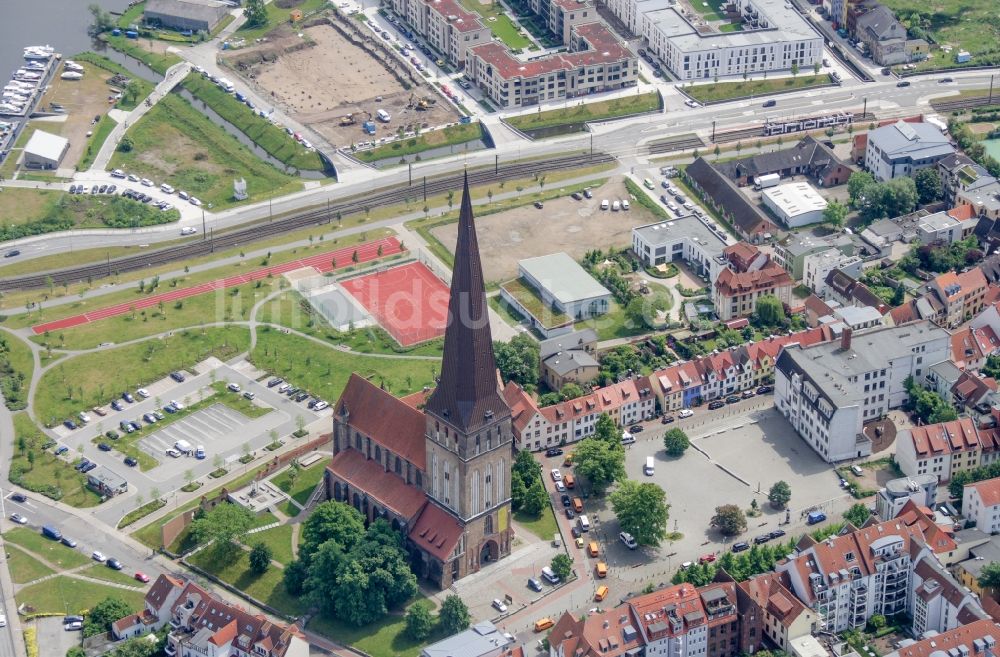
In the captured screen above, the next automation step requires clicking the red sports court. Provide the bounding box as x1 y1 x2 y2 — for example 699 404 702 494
32 237 402 334
341 262 449 346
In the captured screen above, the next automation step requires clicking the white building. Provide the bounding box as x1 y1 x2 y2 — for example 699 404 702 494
606 0 822 80
774 321 950 463
518 252 611 320
761 182 828 228
864 121 956 182
875 474 938 521
963 477 1000 535
22 129 68 169
631 215 729 283
803 248 863 297
384 0 491 66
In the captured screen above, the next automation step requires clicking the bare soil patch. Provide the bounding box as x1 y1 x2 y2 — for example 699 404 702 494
36 62 120 169
228 20 458 148
431 179 660 284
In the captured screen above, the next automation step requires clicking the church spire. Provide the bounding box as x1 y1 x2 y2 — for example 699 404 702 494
425 174 509 432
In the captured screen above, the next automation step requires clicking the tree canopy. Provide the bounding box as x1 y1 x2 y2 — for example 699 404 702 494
405 602 435 640
84 596 135 637
711 504 747 536
978 562 1000 590
753 295 786 328
439 595 471 635
822 200 849 228
551 553 574 581
914 167 943 204
190 502 255 562
905 376 958 424
767 481 791 509
663 428 690 457
843 502 871 527
243 0 268 27
573 435 625 494
300 500 366 559
610 480 670 546
673 540 794 585
249 541 272 575
494 334 540 389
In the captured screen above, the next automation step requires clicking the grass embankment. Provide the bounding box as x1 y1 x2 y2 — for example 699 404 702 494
108 93 302 209
307 599 444 657
234 0 329 42
188 543 303 615
249 328 439 401
180 73 324 171
507 92 661 131
76 114 118 171
9 413 103 507
354 123 483 163
103 35 182 75
80 564 144 587
6 546 55 584
0 188 179 243
514 506 558 541
15 576 145 615
685 74 831 103
247 524 295 565
5 527 92 569
33 277 279 351
33 326 250 426
257 290 444 357
271 458 327 508
72 52 155 111
0 331 33 411
500 279 571 328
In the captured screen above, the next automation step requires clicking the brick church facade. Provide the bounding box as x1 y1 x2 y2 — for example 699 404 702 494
325 177 513 588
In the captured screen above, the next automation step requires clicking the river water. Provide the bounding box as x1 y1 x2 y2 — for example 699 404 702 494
0 1 133 77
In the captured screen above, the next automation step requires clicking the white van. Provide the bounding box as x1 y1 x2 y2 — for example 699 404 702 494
621 431 635 445
578 515 590 532
174 439 193 454
644 456 655 476
541 566 560 584
376 108 391 122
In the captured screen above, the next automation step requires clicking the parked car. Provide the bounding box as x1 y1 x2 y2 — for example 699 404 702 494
565 508 576 519
561 494 571 507
619 531 638 549
135 572 150 583
660 415 675 424
545 447 564 457
534 201 544 209
124 456 138 467
111 400 124 411
63 419 77 430
731 541 750 553
98 443 112 452
742 389 755 398
678 409 694 418
10 492 26 503
528 577 543 592
92 406 107 417
756 385 773 394
122 391 135 403
313 401 329 411
143 413 157 423
170 371 186 382
629 424 643 433
65 621 83 631
54 446 69 456
550 468 562 481
707 400 725 410
92 551 106 562
61 536 78 547
136 388 150 398
753 534 772 545
9 513 27 525
107 558 123 570
268 377 283 387
770 529 786 539
78 411 91 424
699 553 717 564
83 462 97 473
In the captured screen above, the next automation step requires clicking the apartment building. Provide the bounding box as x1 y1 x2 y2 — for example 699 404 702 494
112 574 308 657
631 215 730 285
503 377 654 451
803 249 863 298
774 322 950 463
927 268 989 329
896 418 982 482
885 619 1000 657
384 0 491 65
524 0 596 43
468 22 638 109
713 243 794 321
963 477 1000 535
865 121 956 182
733 572 816 654
609 0 821 80
875 474 938 521
951 325 1000 371
938 153 998 205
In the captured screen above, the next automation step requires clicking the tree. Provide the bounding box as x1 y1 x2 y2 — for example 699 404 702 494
868 614 887 632
823 200 849 228
905 376 958 424
711 504 747 536
593 412 619 444
914 167 943 204
573 435 625 494
767 480 792 509
244 0 268 27
405 601 435 640
189 502 255 560
84 596 133 637
625 296 655 330
843 502 871 527
107 639 159 657
610 480 670 546
249 541 273 575
978 562 1000 590
521 477 549 516
791 62 800 77
754 294 786 327
118 135 134 153
663 428 690 457
551 553 574 581
494 334 540 388
847 170 876 205
439 594 471 635
300 500 366 558
88 3 115 35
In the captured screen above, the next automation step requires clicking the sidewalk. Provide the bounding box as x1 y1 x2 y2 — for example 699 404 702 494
89 60 193 173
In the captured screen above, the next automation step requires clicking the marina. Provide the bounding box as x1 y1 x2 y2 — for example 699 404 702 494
0 45 60 163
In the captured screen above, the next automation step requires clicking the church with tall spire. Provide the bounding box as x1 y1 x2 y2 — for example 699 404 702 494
325 175 513 588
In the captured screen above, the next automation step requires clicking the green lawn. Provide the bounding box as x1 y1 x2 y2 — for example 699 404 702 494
455 0 532 50
236 0 330 42
685 74 831 103
80 564 145 587
246 524 295 565
307 597 444 657
117 498 167 529
34 326 250 426
15 576 145 615
5 527 92 569
103 35 182 75
76 114 118 171
180 73 325 171
500 279 570 328
881 0 1000 71
271 459 328 506
507 92 661 131
109 93 302 209
514 505 558 542
249 328 439 401
210 381 272 418
577 300 648 341
188 547 304 615
690 0 727 21
354 123 483 163
1 330 33 411
257 291 444 358
6 545 55 584
9 413 103 507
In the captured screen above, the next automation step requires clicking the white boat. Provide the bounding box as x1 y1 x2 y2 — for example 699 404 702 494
24 62 46 70
15 70 41 78
64 62 84 72
60 72 83 81
22 50 52 61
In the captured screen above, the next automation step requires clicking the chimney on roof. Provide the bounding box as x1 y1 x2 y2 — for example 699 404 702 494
841 327 852 351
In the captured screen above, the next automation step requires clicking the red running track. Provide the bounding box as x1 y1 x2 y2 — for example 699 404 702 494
341 262 449 346
32 237 402 334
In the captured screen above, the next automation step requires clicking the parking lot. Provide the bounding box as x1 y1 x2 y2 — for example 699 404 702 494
539 404 854 599
138 403 253 461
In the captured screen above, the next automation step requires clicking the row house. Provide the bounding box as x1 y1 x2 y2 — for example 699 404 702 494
731 572 816 654
713 243 794 321
503 377 654 451
384 0 491 66
112 574 308 657
896 418 1000 482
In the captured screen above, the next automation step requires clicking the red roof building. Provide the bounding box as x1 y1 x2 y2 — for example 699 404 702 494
897 418 983 482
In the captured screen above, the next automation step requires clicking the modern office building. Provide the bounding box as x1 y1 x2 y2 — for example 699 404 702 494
631 214 730 283
864 121 955 182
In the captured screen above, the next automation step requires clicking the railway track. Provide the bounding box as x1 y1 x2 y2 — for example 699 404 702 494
0 152 615 291
930 96 1000 112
